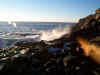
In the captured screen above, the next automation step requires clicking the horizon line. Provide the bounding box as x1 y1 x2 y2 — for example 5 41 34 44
0 20 77 23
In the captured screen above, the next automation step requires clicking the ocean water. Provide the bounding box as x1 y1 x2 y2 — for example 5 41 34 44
0 22 75 48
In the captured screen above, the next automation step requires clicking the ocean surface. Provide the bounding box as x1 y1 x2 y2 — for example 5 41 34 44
0 22 75 48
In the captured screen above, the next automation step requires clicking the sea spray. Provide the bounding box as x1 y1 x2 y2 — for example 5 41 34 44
40 26 71 41
12 22 17 28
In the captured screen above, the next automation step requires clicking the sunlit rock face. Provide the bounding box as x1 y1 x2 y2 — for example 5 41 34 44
71 8 100 64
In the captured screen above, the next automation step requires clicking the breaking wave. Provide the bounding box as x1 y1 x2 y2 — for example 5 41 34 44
40 27 70 41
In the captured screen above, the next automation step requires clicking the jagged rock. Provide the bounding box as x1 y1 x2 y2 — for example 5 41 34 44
71 9 100 41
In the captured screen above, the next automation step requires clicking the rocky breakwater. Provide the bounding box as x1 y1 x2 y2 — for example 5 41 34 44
0 9 100 75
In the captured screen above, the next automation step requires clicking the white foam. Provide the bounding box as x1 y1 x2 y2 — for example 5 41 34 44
40 27 71 41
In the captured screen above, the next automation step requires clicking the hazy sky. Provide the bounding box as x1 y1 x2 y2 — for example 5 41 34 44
0 0 100 22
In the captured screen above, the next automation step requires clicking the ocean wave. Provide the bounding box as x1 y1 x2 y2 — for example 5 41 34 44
0 24 72 48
